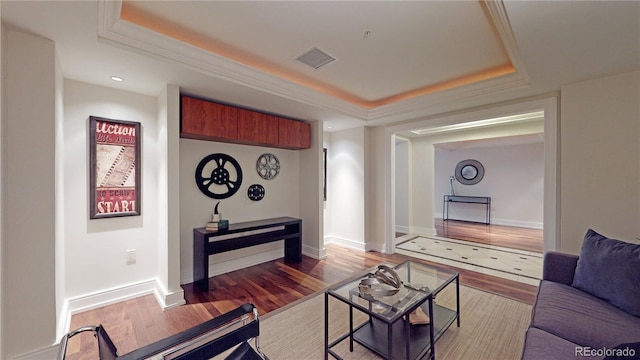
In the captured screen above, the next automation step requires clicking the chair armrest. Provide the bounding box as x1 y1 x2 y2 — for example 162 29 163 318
118 303 260 360
542 251 579 285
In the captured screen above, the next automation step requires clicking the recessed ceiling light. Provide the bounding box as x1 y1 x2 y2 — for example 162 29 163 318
110 76 124 82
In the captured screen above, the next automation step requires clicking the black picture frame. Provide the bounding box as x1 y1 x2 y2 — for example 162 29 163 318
89 116 141 219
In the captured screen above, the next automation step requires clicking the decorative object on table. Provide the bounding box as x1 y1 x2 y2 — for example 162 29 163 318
89 116 141 219
358 264 402 298
454 159 484 185
449 175 456 196
206 219 229 232
211 201 221 222
409 307 431 325
247 184 265 201
195 153 243 199
256 153 280 180
206 203 229 231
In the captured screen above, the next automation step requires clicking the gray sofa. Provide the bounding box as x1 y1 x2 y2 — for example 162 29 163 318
521 230 640 359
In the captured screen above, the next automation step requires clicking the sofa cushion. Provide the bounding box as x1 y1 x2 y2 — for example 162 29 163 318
531 281 640 348
571 229 640 317
521 327 598 360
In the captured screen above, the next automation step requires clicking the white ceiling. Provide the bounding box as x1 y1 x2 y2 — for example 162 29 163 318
2 1 639 133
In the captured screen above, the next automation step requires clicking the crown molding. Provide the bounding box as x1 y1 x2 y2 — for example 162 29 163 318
484 0 530 82
96 0 529 124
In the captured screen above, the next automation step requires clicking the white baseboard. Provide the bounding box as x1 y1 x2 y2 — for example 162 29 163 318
324 236 366 251
490 218 543 229
13 344 58 360
57 279 184 341
411 226 437 237
395 225 410 234
303 243 326 259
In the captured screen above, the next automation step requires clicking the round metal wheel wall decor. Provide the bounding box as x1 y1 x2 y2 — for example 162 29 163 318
195 153 243 199
256 153 280 180
247 184 265 201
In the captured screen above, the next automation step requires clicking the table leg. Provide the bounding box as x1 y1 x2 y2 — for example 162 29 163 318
349 306 354 352
324 292 329 360
429 298 435 360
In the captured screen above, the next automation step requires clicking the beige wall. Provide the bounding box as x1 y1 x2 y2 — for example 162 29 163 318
2 29 57 359
560 70 640 253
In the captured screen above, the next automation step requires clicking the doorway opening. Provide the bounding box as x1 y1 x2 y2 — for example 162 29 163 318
387 97 558 285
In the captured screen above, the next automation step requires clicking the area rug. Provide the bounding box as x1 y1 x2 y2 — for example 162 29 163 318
259 284 532 359
397 236 543 281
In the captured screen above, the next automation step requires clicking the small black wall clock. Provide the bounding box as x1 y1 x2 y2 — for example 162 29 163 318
247 184 265 201
195 153 243 199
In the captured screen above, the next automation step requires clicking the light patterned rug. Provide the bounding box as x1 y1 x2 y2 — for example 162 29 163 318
397 236 543 284
259 284 532 360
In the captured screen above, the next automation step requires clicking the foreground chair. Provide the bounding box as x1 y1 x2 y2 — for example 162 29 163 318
58 303 266 360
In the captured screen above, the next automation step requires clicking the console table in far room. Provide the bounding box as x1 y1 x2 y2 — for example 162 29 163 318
193 216 302 291
443 195 491 225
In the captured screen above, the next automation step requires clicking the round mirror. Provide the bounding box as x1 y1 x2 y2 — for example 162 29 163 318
461 165 478 180
455 159 484 185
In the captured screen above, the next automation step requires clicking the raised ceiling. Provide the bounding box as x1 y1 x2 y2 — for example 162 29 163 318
119 0 519 108
97 0 530 123
1 1 638 131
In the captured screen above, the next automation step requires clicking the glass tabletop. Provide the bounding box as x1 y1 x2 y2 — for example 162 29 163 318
327 261 458 323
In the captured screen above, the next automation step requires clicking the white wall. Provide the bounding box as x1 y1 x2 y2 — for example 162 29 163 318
324 127 367 250
434 141 544 228
155 85 184 308
62 79 160 298
395 138 410 233
560 70 640 253
2 28 57 359
298 120 324 259
408 121 544 236
179 139 301 283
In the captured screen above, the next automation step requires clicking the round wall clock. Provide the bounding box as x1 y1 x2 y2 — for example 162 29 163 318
195 153 243 199
256 153 280 180
247 184 265 201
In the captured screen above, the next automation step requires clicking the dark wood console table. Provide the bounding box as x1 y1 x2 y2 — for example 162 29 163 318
193 217 302 291
443 195 491 225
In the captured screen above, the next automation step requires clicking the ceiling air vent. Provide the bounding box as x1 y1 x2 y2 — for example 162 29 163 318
296 47 336 69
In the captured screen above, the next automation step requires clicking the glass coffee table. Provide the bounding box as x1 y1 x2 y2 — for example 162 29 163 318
324 261 459 360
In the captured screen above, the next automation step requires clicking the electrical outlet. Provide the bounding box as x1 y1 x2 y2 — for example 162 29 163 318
126 249 136 265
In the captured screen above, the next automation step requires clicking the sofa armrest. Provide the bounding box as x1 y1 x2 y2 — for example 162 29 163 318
542 251 579 285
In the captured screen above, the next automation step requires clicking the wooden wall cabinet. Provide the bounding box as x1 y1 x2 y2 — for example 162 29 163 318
237 109 279 145
181 96 238 141
278 117 311 149
180 95 311 150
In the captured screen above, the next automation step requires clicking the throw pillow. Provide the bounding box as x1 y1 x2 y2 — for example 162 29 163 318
572 229 640 317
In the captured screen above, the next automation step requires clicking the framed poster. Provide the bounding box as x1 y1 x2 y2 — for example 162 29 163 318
323 148 327 201
89 116 141 219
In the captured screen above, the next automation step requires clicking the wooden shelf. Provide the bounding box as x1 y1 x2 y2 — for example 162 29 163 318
180 95 310 150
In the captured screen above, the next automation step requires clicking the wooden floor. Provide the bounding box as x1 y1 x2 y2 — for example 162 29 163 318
435 219 543 253
65 243 538 359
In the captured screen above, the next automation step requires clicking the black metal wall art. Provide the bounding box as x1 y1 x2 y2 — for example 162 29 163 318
256 153 280 180
195 153 243 199
247 184 265 201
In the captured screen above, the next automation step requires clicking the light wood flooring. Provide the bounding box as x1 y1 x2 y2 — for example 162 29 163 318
65 243 538 359
434 219 543 253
